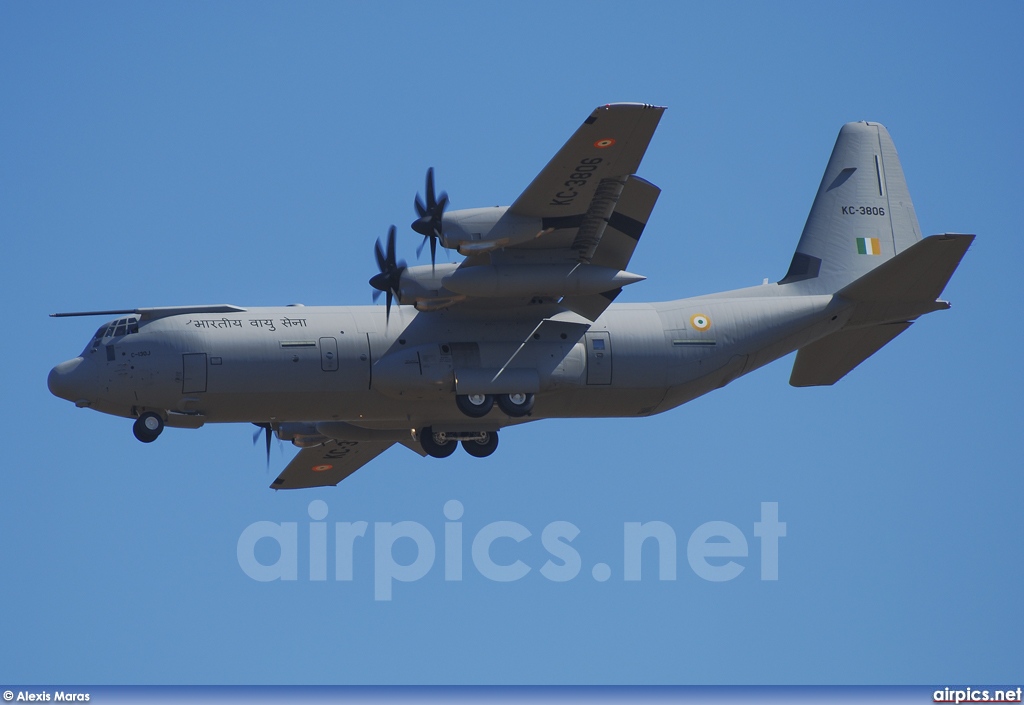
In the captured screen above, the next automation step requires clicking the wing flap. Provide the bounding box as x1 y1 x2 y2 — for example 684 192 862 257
560 287 623 322
588 175 661 271
270 440 393 489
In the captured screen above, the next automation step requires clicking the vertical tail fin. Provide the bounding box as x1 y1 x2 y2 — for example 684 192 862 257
780 122 923 293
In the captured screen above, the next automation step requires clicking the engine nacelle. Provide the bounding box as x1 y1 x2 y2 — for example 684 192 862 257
443 263 644 299
276 422 330 448
442 207 544 254
395 263 460 305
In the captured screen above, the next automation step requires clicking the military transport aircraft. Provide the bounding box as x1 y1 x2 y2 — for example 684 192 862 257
48 103 973 489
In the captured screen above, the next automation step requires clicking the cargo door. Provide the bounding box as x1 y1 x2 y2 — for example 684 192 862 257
182 353 208 393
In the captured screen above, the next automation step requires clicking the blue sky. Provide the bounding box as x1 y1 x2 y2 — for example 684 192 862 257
2 0 1021 685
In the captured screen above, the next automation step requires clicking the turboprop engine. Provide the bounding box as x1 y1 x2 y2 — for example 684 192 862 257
442 263 644 298
391 261 644 311
440 206 544 254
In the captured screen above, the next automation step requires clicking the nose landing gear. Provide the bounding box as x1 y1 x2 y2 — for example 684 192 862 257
133 412 165 443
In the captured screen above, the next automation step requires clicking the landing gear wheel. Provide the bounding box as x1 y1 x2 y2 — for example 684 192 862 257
496 392 534 417
419 427 457 458
462 431 499 458
133 412 164 443
456 393 494 418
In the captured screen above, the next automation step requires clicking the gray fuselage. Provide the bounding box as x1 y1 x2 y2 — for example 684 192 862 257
50 283 846 435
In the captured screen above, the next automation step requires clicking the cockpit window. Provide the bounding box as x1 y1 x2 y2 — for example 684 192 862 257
93 317 140 341
85 315 139 355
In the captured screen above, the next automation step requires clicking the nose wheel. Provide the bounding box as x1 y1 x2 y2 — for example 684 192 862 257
133 412 164 443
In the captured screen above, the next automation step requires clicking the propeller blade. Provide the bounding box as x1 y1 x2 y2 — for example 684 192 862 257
252 423 273 469
410 168 448 268
425 167 436 209
370 225 406 324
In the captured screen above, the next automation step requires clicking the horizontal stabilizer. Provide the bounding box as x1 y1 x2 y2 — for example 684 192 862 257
838 233 973 326
790 322 911 387
838 233 974 303
791 233 972 386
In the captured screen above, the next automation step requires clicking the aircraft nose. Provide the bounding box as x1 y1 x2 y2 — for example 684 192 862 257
48 357 87 403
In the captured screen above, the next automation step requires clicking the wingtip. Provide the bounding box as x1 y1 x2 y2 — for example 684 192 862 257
599 102 667 111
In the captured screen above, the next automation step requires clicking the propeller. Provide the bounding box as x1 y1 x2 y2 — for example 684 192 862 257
369 225 406 324
252 422 274 469
411 167 448 268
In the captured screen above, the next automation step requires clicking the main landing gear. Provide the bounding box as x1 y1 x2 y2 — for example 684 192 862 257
455 393 493 418
456 393 534 418
133 412 164 443
419 427 499 459
496 392 534 417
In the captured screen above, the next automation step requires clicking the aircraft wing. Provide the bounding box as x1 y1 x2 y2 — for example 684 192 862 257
508 103 664 221
404 104 665 322
448 171 661 321
270 440 393 489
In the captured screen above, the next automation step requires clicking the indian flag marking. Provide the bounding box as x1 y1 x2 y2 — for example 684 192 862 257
856 237 882 255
